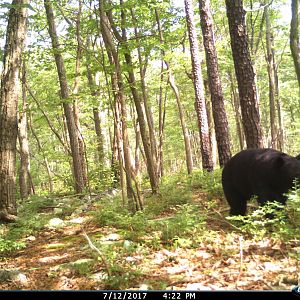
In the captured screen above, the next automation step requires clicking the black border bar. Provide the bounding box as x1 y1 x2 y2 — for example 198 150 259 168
0 290 299 300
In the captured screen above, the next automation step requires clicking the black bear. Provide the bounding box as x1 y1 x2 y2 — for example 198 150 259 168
222 148 300 216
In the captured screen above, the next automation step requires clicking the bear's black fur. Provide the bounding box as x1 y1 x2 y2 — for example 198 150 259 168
222 148 300 215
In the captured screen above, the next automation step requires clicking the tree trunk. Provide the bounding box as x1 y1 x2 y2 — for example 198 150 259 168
27 85 71 155
184 0 213 171
265 6 278 149
18 62 31 200
131 8 158 173
155 8 167 178
72 0 88 187
155 8 193 174
113 96 127 205
290 0 300 91
86 36 106 168
93 108 105 165
158 84 167 178
29 112 54 193
274 62 284 151
115 1 158 194
198 0 231 166
44 0 85 194
132 116 141 177
230 77 245 151
168 67 194 174
248 1 265 57
98 0 137 210
203 79 217 166
225 0 263 149
0 0 28 222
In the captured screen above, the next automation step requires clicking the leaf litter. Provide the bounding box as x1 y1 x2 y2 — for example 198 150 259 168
0 190 299 291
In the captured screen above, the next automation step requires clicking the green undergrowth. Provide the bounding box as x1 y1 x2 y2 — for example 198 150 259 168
90 170 223 248
83 171 300 289
90 170 300 257
0 194 82 255
189 168 223 199
0 196 56 255
2 170 299 289
226 183 300 242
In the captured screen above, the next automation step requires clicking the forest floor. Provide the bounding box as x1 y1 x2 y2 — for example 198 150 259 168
0 180 299 291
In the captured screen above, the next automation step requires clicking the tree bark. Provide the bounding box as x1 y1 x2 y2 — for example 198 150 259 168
274 61 284 151
18 62 31 200
265 5 278 149
93 108 105 166
131 8 158 174
229 72 245 151
0 0 28 221
154 8 193 174
85 35 105 168
114 0 158 194
225 0 263 149
184 0 213 171
199 0 231 167
154 8 167 178
98 0 137 210
169 68 194 174
290 0 300 90
198 0 231 166
72 0 88 187
44 0 85 194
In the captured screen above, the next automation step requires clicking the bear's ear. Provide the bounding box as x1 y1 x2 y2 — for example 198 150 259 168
274 155 285 168
296 154 300 160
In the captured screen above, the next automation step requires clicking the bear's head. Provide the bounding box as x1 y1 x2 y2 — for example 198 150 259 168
275 153 300 186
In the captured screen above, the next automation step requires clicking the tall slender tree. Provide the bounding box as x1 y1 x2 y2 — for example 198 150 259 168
198 0 231 166
154 8 167 178
108 0 159 194
0 0 28 222
184 0 213 171
265 5 278 149
155 9 193 175
98 0 138 211
72 0 88 187
44 0 86 194
228 71 245 150
29 112 54 193
18 62 32 200
131 8 158 175
225 0 263 149
290 0 300 91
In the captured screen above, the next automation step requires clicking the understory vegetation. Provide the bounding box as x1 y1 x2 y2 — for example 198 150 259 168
1 171 299 290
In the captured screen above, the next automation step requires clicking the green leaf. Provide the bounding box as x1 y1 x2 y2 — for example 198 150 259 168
0 3 35 12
